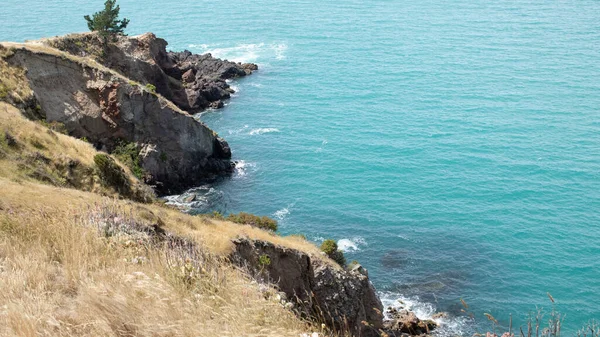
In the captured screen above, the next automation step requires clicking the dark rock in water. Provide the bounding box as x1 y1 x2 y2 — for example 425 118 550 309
384 308 437 336
381 249 410 269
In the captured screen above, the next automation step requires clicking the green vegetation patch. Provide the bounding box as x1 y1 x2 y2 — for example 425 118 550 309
111 140 145 180
94 153 130 192
320 239 346 267
226 212 278 232
145 83 157 93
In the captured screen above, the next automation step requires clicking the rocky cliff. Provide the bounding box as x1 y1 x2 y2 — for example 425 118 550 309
231 238 385 337
46 32 257 113
3 45 233 195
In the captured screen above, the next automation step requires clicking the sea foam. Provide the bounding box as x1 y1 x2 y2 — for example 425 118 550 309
379 292 471 337
188 42 288 64
337 237 367 252
249 128 280 135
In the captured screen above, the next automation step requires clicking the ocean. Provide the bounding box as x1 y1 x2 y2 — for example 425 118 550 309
2 0 599 335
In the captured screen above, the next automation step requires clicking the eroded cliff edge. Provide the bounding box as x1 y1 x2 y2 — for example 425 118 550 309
46 32 257 113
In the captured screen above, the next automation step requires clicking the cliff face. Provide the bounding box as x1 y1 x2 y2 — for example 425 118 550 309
231 238 385 337
47 33 257 113
5 46 232 195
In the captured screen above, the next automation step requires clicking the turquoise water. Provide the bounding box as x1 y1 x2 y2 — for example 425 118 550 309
2 0 600 335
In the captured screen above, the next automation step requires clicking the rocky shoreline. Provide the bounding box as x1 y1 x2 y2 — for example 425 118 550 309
0 32 443 336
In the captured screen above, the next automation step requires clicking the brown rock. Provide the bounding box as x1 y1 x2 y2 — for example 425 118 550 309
182 69 195 83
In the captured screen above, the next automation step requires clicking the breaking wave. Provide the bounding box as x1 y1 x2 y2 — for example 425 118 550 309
249 128 280 135
379 292 473 337
188 42 288 64
337 237 367 252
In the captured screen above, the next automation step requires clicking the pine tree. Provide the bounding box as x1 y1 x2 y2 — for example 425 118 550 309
84 0 130 38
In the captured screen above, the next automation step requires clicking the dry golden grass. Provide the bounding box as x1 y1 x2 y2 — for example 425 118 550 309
0 178 326 337
0 102 153 202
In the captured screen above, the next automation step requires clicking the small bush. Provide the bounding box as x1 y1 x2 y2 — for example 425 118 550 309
210 211 225 220
159 152 168 163
111 140 145 180
320 239 346 267
94 153 129 192
39 120 67 135
145 83 156 93
258 254 271 268
226 212 278 232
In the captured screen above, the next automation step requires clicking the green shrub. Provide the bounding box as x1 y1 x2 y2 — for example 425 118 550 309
226 212 278 232
210 211 224 220
145 83 156 93
94 153 129 191
111 140 145 180
320 239 346 267
38 120 67 135
258 254 271 268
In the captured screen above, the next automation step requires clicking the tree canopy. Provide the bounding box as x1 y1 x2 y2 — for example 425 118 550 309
84 0 130 37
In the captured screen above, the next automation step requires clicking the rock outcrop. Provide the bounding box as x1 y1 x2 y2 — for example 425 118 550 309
383 308 437 336
47 32 258 113
230 238 385 337
5 46 232 195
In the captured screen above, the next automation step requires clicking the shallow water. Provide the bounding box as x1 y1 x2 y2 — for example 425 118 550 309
2 0 600 334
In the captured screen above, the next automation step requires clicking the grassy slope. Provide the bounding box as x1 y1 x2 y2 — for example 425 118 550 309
0 179 317 336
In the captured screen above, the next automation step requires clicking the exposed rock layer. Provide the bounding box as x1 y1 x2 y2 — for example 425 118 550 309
231 238 385 337
6 47 232 195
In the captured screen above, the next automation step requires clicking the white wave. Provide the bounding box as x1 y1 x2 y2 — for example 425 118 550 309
234 160 256 177
379 293 472 337
228 125 250 135
273 43 288 60
337 237 367 252
273 207 290 220
249 128 280 136
225 79 240 95
272 202 297 222
312 236 326 243
188 43 209 49
163 186 225 213
187 42 288 64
